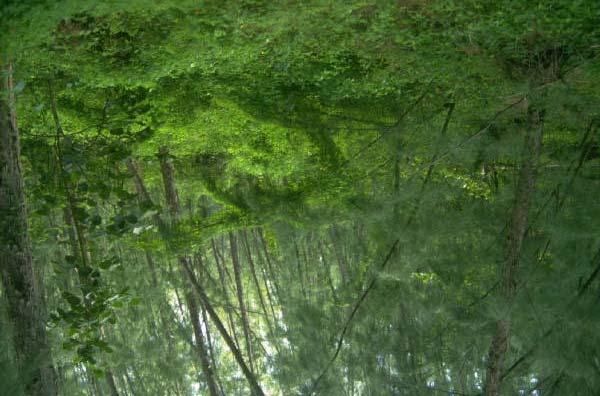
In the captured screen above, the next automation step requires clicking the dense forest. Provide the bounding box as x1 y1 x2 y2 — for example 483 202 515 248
1 1 599 395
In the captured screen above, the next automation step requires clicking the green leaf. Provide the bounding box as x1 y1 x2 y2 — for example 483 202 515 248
62 292 82 308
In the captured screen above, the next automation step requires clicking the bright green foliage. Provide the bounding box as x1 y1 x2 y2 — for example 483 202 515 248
1 0 600 395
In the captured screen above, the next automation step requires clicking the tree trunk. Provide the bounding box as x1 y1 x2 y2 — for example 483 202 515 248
105 370 120 396
484 106 543 396
201 304 227 395
0 63 57 396
211 238 241 347
51 84 119 396
184 288 220 396
126 158 152 204
157 146 181 219
318 241 339 304
229 231 255 372
293 239 308 299
329 227 349 284
251 231 279 321
181 258 265 396
241 230 278 351
123 370 137 396
256 228 280 272
157 147 265 396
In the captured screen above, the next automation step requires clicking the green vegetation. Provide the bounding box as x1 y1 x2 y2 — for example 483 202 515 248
1 1 599 395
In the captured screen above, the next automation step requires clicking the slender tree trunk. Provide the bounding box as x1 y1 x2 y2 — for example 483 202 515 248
157 148 181 219
65 207 117 396
127 159 179 348
484 106 543 396
256 228 279 272
229 231 255 372
201 305 226 396
145 251 159 288
105 371 120 396
51 86 119 396
184 287 220 396
241 230 278 351
0 63 57 396
253 229 281 301
293 239 308 299
301 237 316 300
211 238 241 347
252 232 279 322
126 158 152 204
318 241 339 304
329 227 349 284
130 366 148 396
181 258 265 396
157 147 265 396
123 371 137 396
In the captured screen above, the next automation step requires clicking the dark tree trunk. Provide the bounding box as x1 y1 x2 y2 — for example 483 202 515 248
105 370 120 396
251 231 279 321
329 227 349 284
126 158 152 204
184 288 220 396
157 147 265 396
211 238 241 347
0 63 57 396
241 230 278 351
318 241 339 304
123 370 137 396
484 106 543 396
180 258 266 396
229 231 255 372
157 146 181 218
201 304 226 395
51 83 119 396
293 239 308 299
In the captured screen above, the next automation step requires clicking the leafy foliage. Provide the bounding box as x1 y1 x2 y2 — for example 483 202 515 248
1 0 600 395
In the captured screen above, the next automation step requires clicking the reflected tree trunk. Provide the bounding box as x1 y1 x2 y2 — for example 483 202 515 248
184 288 220 396
484 105 543 396
157 147 265 396
0 63 58 396
229 231 255 372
